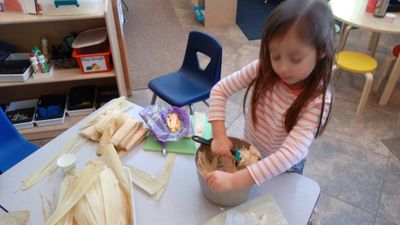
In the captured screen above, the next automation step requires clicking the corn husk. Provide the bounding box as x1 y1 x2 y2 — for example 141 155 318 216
19 135 87 191
155 153 176 200
81 97 134 130
97 114 128 156
110 118 137 146
44 161 106 225
55 177 74 225
99 168 122 225
120 127 149 153
128 165 163 195
0 211 30 225
80 125 102 141
117 122 142 150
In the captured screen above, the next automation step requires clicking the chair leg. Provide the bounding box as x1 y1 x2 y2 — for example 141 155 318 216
333 67 343 88
189 104 194 115
357 72 373 114
337 24 352 52
203 100 209 107
379 57 400 105
373 57 395 92
151 93 157 105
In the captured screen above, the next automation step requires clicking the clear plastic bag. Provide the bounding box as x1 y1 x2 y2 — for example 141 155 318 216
139 105 192 143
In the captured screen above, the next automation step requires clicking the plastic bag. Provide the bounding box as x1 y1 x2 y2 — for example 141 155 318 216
139 105 192 143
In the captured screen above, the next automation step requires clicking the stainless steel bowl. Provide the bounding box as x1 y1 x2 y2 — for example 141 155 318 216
194 137 254 207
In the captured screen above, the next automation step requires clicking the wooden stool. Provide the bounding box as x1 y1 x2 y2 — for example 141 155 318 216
335 51 378 114
373 45 400 100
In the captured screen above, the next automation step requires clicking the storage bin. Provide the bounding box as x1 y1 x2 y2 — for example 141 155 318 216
0 53 32 82
34 94 67 127
72 27 111 74
72 45 111 74
5 99 38 130
37 0 104 16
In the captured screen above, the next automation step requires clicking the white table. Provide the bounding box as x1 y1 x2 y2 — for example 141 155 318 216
0 102 320 225
330 0 400 105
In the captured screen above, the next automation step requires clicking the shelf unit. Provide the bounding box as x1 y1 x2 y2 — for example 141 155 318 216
0 0 130 141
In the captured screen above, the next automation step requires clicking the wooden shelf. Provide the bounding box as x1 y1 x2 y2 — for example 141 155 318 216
0 11 105 25
0 68 115 88
20 115 86 141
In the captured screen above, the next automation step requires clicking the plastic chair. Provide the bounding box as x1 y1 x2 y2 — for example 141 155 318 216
148 31 222 114
373 44 400 104
335 51 378 114
0 108 38 174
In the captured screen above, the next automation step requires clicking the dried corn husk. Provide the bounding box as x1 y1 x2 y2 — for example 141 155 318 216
44 161 106 225
127 165 163 195
0 211 30 225
110 118 137 146
80 125 102 141
117 122 142 150
81 97 134 130
97 115 122 156
19 136 87 191
95 111 121 134
155 153 176 200
99 168 122 225
119 127 149 153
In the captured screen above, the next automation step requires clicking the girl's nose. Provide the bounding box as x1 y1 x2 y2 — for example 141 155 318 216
276 62 289 76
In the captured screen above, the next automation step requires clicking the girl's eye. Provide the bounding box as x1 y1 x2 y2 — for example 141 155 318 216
271 55 280 61
290 57 303 64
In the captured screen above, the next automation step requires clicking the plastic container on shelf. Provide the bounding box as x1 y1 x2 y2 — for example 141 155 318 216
72 27 112 74
37 0 104 16
0 53 32 82
5 99 38 130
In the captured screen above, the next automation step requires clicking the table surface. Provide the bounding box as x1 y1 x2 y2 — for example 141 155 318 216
0 102 320 225
330 0 400 34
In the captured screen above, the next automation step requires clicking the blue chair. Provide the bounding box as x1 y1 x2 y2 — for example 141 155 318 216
0 108 38 174
148 31 223 114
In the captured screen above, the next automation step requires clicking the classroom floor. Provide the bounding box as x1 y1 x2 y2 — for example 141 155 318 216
124 0 400 224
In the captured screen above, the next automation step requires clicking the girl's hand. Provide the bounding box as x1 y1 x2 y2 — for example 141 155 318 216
206 169 255 192
206 170 235 192
211 136 232 157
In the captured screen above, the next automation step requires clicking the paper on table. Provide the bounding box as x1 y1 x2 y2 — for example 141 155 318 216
202 194 288 225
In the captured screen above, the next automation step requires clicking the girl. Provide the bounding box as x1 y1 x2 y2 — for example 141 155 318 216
206 0 335 192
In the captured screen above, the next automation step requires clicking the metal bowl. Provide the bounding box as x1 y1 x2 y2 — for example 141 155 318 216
194 137 254 207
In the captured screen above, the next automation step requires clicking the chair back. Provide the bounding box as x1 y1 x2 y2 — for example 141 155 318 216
0 108 24 143
181 31 223 86
0 108 38 174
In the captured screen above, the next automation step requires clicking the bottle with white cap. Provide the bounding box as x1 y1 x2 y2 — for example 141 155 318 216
30 55 42 74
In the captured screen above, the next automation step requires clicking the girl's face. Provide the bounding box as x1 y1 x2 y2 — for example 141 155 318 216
269 26 318 90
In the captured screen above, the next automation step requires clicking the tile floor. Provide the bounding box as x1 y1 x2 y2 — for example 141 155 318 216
126 1 400 223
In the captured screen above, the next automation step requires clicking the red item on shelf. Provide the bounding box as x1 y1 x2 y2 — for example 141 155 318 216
72 45 112 74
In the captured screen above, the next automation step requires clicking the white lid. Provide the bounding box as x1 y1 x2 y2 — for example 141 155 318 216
72 27 108 49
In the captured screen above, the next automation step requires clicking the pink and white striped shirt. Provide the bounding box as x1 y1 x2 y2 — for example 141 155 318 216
208 59 331 185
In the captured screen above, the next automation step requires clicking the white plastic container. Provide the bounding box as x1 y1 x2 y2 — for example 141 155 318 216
5 99 38 130
0 53 32 82
37 0 104 16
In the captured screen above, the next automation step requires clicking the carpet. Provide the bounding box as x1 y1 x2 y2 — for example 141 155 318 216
381 137 400 160
123 0 187 90
236 0 282 40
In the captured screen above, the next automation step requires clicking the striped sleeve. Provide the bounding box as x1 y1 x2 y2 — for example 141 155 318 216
208 59 259 121
247 91 332 185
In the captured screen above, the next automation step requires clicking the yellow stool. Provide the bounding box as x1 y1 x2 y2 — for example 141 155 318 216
335 51 378 114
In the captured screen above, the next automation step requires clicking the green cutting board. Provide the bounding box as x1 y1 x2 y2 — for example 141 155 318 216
143 114 212 155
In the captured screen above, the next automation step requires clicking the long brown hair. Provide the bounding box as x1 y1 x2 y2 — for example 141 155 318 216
243 0 335 137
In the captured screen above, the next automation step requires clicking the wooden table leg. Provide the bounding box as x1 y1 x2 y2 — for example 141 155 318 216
369 32 380 57
379 56 400 105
